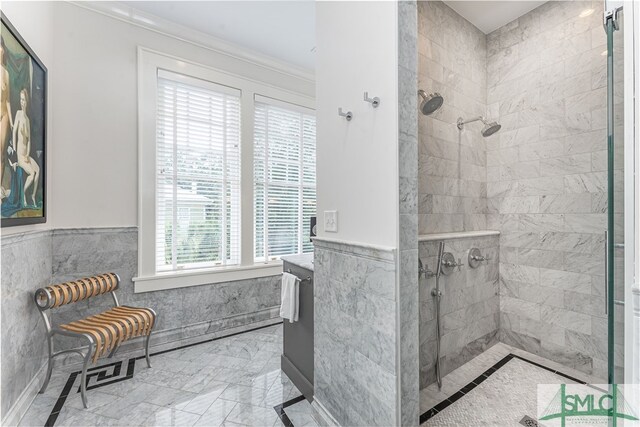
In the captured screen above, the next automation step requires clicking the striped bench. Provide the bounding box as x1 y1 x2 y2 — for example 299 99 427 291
34 273 156 408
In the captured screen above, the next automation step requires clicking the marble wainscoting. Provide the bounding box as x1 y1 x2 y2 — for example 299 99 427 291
1 227 282 425
398 1 420 425
50 227 282 359
1 230 52 425
313 237 398 426
419 235 500 389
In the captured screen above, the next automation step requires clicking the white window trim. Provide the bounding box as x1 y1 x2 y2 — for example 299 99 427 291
136 47 314 293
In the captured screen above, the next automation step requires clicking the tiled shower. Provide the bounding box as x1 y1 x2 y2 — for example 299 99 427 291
417 0 613 392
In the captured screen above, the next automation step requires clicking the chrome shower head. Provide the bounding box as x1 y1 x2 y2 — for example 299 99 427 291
418 89 444 115
457 116 501 137
481 121 501 137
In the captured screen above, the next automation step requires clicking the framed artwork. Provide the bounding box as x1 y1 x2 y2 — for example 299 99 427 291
0 12 47 227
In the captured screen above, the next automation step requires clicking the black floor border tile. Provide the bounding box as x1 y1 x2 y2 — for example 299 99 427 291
419 352 590 425
43 321 283 427
419 407 438 424
45 372 78 427
511 354 587 385
77 358 136 393
273 395 306 427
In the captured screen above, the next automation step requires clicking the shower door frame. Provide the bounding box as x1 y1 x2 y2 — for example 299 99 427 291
604 0 638 390
624 0 639 389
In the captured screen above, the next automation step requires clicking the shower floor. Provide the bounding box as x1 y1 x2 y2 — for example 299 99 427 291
419 343 605 426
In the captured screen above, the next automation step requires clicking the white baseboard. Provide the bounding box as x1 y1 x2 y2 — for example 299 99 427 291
2 362 47 427
311 397 341 427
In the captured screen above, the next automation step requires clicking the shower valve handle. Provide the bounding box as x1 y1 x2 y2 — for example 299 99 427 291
468 248 491 268
442 258 463 270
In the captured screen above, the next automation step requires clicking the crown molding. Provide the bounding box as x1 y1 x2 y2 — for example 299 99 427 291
68 1 315 84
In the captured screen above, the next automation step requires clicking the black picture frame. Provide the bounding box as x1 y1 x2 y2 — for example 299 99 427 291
0 12 47 227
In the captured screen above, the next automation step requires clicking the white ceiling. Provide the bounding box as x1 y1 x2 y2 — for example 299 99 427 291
121 1 316 71
443 1 547 34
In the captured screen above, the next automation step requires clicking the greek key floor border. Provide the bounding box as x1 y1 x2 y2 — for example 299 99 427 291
44 322 287 427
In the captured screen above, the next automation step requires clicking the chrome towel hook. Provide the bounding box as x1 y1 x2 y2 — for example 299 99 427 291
363 92 380 108
338 107 353 121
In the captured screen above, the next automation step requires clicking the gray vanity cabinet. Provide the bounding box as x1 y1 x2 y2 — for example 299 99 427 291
281 260 314 401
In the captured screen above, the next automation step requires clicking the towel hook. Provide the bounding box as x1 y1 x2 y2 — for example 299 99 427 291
363 92 380 108
338 107 353 121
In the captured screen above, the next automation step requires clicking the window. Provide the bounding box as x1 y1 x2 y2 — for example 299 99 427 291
254 97 316 262
136 49 315 292
156 71 241 273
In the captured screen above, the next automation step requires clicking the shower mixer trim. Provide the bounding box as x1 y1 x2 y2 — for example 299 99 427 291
418 258 436 278
468 248 491 269
440 252 463 275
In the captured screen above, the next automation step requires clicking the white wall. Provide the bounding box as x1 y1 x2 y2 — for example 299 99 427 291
1 1 54 235
50 2 314 229
315 1 399 247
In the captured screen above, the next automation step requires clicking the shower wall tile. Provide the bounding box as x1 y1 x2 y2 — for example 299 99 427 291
418 235 499 389
398 2 420 423
488 0 607 377
417 1 488 234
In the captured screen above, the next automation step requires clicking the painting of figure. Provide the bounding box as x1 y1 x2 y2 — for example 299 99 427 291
0 13 47 226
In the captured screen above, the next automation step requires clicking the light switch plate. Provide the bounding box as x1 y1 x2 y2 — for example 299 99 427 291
324 210 338 233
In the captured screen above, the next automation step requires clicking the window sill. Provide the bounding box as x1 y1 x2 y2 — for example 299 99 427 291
133 261 283 293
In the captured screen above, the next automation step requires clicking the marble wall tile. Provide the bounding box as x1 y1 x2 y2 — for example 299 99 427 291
314 242 398 426
1 227 281 421
50 228 280 348
418 235 499 389
1 230 52 419
486 1 610 377
418 0 488 235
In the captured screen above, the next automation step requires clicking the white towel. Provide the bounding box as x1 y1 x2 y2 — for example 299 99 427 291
280 272 300 323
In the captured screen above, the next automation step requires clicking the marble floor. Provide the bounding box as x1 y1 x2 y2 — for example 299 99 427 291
18 327 609 427
419 342 606 426
18 324 321 427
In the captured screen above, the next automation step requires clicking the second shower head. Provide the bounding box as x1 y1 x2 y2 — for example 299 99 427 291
418 89 444 116
480 121 501 137
457 116 501 137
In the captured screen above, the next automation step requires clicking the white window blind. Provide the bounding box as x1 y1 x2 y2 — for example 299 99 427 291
254 96 316 262
156 70 241 273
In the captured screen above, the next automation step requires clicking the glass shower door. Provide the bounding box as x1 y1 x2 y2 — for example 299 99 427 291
605 5 624 387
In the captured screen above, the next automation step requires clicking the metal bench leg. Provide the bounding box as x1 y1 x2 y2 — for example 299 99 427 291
80 342 94 409
39 335 54 393
107 345 119 359
144 333 152 368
